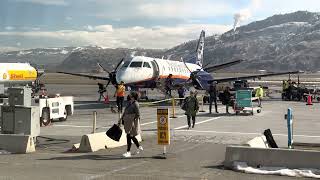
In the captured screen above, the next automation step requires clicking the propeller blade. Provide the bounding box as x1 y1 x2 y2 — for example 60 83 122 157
182 58 192 73
106 79 111 87
97 63 111 74
115 58 124 71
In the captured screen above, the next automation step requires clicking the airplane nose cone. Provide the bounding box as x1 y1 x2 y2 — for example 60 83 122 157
116 70 131 84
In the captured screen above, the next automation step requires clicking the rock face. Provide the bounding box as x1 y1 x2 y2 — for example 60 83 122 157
2 11 320 72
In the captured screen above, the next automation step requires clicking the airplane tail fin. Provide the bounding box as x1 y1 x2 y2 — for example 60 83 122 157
185 30 205 67
195 30 205 67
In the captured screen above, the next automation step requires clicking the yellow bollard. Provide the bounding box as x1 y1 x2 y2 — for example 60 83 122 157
199 95 205 112
170 97 177 118
92 111 97 133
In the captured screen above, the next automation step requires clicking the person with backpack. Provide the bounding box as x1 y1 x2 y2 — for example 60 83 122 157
182 91 199 129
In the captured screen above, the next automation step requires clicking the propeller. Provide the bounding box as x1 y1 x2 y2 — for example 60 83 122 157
182 59 204 89
98 58 124 88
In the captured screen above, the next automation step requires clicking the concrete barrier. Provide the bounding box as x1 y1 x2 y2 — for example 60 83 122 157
245 136 269 148
224 145 320 169
0 134 35 153
78 130 142 152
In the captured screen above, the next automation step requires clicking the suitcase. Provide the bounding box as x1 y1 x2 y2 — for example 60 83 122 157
106 124 122 142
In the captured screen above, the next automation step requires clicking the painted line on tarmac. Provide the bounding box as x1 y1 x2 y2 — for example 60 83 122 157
175 130 320 139
52 109 222 128
52 124 94 128
74 102 104 106
174 117 221 130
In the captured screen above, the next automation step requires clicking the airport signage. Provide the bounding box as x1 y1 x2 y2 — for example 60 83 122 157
157 108 170 145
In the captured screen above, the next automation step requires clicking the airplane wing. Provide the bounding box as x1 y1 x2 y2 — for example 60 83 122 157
203 59 244 73
57 72 110 81
211 71 302 84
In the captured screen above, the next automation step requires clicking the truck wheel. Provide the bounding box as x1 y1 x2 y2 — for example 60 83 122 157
41 108 51 126
59 107 68 121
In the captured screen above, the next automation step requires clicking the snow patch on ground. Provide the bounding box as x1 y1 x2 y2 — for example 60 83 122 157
234 161 320 179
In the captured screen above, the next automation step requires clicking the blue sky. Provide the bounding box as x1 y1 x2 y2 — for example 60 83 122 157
0 0 320 51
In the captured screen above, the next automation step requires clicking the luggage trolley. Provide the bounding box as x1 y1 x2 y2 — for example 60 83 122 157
234 89 261 115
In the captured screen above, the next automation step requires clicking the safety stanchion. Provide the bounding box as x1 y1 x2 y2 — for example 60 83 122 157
170 97 177 118
286 108 293 149
92 111 97 133
199 95 206 112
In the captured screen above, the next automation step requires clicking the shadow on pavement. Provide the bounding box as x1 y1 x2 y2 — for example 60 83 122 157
39 154 154 161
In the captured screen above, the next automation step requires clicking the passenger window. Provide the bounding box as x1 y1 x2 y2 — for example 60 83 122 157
143 62 151 68
130 62 143 67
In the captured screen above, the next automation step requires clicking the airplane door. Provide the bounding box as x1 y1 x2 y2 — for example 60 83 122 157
151 60 160 79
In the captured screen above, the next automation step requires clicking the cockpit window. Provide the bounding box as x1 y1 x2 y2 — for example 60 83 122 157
122 61 130 68
143 62 151 68
130 62 143 67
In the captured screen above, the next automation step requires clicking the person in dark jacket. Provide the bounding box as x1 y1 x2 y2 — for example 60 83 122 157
223 87 232 114
208 82 219 114
183 91 199 129
165 74 173 97
177 85 186 105
119 92 143 158
97 83 106 101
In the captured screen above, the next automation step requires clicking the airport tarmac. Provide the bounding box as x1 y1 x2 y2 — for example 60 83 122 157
1 83 319 180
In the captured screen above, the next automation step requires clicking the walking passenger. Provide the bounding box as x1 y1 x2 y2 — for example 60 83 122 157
120 92 143 158
183 91 199 129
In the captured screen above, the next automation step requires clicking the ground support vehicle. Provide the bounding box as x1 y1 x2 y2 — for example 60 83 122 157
36 95 74 126
234 89 261 115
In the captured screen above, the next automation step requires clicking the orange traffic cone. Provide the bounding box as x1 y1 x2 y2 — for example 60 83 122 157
306 95 313 105
104 95 109 104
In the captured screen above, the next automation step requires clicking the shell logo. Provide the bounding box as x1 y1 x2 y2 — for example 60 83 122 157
3 73 7 80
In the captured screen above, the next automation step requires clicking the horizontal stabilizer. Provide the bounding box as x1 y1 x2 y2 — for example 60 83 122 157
212 71 303 84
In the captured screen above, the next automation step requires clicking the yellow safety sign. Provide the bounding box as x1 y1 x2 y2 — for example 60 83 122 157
157 108 170 145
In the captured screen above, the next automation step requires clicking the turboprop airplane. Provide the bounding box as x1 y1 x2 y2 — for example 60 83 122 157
58 30 301 93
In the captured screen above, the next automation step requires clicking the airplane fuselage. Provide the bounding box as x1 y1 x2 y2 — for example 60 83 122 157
116 56 210 89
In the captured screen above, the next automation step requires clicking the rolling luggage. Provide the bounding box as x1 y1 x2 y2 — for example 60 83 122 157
106 124 122 142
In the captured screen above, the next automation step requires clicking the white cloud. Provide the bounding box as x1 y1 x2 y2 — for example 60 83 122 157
139 0 234 19
0 46 22 53
92 0 235 20
86 25 94 31
93 25 114 32
5 26 15 31
65 16 73 21
14 0 68 6
0 24 231 49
